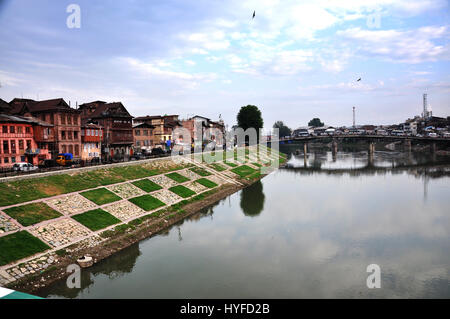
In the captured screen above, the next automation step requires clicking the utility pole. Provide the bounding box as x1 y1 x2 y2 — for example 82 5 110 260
353 107 356 128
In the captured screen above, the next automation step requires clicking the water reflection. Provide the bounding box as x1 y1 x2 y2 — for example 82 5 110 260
38 148 450 299
240 180 265 217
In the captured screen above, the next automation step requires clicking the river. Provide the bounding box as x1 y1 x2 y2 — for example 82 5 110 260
37 145 450 298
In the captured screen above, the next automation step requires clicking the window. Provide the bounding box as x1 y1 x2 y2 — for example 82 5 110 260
74 131 78 139
21 156 26 162
87 129 90 136
17 126 23 134
143 130 148 136
19 140 24 150
75 145 79 156
10 126 15 134
25 126 31 134
67 115 72 125
95 130 99 136
11 156 16 163
3 141 8 153
100 130 103 137
2 126 7 133
135 130 140 136
11 140 16 154
61 131 66 140
26 140 31 149
4 157 8 163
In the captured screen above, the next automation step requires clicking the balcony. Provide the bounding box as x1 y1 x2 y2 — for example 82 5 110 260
25 148 41 156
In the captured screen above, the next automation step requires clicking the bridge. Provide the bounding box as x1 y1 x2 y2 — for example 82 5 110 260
275 134 450 156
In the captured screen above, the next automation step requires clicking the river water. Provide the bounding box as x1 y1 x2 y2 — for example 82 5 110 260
38 145 450 298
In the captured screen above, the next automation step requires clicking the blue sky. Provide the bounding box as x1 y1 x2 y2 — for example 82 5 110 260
0 0 449 129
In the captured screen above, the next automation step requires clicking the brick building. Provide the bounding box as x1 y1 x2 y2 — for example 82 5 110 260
8 98 82 159
0 114 52 167
133 115 182 147
78 101 133 161
81 122 103 162
133 122 155 153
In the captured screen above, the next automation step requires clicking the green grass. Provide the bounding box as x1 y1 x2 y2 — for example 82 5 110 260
189 167 212 177
209 163 227 172
195 178 218 189
224 161 238 168
4 202 62 227
252 162 263 167
0 162 188 207
80 188 122 205
165 172 190 183
231 165 257 178
132 179 163 193
169 185 196 198
129 195 166 211
0 231 50 266
72 209 121 231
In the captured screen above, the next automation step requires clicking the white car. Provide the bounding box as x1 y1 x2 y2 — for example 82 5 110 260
428 133 437 138
12 162 39 172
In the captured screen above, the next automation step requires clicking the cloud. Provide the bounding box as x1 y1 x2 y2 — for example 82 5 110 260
337 26 450 63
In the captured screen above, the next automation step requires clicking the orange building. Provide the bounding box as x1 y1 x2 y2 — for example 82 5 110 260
81 123 103 162
0 114 52 167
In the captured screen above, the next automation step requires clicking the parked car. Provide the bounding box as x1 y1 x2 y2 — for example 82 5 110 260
428 132 437 138
56 153 74 166
12 162 39 172
151 147 167 156
38 159 57 168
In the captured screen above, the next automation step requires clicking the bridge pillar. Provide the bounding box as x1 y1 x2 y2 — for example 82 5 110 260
304 142 308 155
303 143 308 167
405 139 412 153
368 142 375 155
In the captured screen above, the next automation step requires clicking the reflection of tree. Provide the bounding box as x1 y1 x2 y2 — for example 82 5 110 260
38 243 141 299
240 180 265 217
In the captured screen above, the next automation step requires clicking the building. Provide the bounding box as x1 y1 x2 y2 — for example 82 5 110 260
0 114 52 167
79 101 133 161
181 115 225 147
133 122 155 153
133 115 182 147
81 122 103 162
8 98 81 159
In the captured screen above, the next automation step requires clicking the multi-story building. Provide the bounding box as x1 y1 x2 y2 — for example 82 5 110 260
9 98 82 159
79 101 133 161
181 115 225 147
81 122 103 162
133 122 155 153
0 114 52 167
133 115 182 147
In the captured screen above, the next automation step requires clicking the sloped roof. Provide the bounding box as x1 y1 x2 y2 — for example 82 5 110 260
9 98 77 114
81 101 132 119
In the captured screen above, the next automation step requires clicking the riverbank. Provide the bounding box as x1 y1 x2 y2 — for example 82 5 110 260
0 146 286 293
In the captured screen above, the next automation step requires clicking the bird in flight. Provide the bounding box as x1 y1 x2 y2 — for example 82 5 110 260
357 77 361 82
252 11 256 19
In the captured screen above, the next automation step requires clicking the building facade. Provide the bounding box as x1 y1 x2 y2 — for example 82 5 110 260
9 98 82 159
133 115 181 147
133 122 155 153
81 123 103 162
0 114 52 167
181 115 225 147
79 101 133 161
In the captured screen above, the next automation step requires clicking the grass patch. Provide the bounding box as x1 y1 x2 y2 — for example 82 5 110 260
129 195 166 211
195 178 218 189
169 185 196 198
0 161 189 207
72 209 121 231
189 167 212 177
80 188 122 205
252 162 263 167
132 179 163 193
224 161 238 168
165 172 190 183
0 231 50 266
4 202 62 227
231 165 256 178
209 163 227 172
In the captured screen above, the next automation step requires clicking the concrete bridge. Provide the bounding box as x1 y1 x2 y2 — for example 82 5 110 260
276 134 450 155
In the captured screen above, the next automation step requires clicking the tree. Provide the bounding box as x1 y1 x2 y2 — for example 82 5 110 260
308 118 324 127
237 105 264 142
273 121 292 137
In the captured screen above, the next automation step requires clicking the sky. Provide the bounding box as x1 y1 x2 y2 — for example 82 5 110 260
0 0 449 130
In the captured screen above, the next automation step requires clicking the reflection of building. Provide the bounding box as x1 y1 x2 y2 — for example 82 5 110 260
9 98 82 159
0 114 52 167
79 101 133 161
81 123 103 162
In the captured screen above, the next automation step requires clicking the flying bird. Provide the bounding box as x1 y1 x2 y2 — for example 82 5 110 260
252 11 256 19
357 77 361 82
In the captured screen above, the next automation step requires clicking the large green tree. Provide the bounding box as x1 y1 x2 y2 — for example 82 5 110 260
308 118 324 127
237 105 264 142
273 121 292 137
